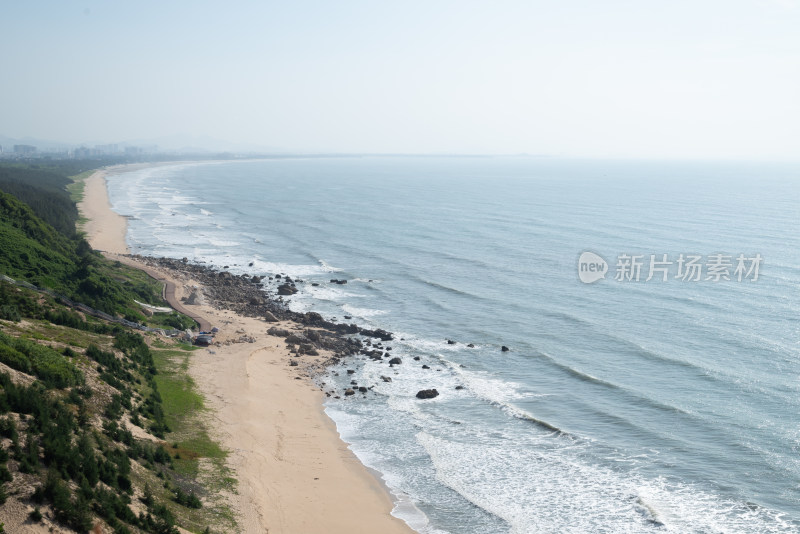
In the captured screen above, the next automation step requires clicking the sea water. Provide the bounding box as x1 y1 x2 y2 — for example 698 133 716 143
107 157 800 533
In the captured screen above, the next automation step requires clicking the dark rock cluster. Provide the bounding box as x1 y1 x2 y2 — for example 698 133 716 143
134 255 492 401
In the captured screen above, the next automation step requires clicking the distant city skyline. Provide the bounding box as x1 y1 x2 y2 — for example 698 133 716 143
2 1 799 161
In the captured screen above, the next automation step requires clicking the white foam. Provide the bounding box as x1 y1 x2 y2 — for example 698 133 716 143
416 432 795 534
341 304 387 318
318 258 343 272
324 404 449 534
206 238 241 247
249 259 332 277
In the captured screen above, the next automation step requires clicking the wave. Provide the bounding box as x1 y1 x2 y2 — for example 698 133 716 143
417 432 798 534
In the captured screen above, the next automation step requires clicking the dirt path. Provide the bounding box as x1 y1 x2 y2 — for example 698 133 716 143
105 253 212 332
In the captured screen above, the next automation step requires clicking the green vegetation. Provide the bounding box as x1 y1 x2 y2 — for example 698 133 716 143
0 159 234 532
0 189 160 317
0 331 83 388
0 162 169 318
152 349 227 468
0 313 234 532
0 164 82 236
66 169 93 204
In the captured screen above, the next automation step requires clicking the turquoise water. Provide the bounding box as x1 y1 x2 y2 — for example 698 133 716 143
108 157 800 533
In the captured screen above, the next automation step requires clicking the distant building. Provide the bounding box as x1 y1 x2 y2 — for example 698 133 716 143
72 147 94 158
13 144 36 155
95 143 119 154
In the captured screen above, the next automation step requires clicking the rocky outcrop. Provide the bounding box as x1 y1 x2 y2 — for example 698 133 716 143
267 327 291 337
183 289 202 305
285 334 308 344
416 389 439 399
277 283 298 295
360 328 393 341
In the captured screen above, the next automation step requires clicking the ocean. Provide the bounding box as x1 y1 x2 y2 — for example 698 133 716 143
107 157 800 533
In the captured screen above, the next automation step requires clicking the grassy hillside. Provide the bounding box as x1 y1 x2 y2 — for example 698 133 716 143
0 282 234 533
0 159 197 324
0 189 156 318
0 162 96 237
0 160 231 532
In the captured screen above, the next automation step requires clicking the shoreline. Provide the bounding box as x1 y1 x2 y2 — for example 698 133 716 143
77 167 131 254
79 164 415 534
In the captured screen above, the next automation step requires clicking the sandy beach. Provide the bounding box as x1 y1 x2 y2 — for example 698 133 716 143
82 167 414 534
77 168 131 254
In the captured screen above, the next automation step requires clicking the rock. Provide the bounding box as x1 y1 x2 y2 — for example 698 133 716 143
388 357 402 365
289 360 298 367
447 339 456 345
184 290 202 305
422 365 430 369
305 330 321 342
330 279 348 284
380 376 392 383
267 327 291 337
413 356 421 361
285 334 308 344
277 283 298 295
358 386 368 393
311 283 320 287
264 311 279 322
304 312 324 324
344 389 355 396
347 369 355 375
416 389 439 399
249 296 263 305
360 328 393 341
467 343 475 348
501 346 510 352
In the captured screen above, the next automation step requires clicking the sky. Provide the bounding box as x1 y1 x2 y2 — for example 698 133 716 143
2 0 799 159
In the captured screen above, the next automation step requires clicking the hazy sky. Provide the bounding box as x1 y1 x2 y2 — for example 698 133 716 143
2 1 799 159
